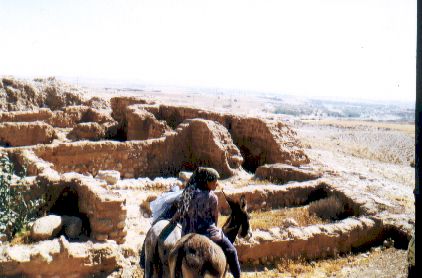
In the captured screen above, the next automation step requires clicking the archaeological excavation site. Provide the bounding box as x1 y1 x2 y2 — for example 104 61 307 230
0 77 414 277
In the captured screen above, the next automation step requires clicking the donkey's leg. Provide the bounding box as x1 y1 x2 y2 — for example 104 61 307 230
144 257 154 278
168 244 178 278
139 239 146 269
144 235 155 278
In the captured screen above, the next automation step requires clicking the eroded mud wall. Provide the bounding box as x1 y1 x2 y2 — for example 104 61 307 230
31 119 243 178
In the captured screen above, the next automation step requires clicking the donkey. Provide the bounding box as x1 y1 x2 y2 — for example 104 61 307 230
143 193 251 278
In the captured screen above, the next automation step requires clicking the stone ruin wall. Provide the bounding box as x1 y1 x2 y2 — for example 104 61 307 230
110 96 152 140
0 88 413 275
0 106 118 145
0 237 122 277
0 95 310 175
5 79 404 276
214 181 389 263
125 104 172 140
0 108 54 123
216 181 363 216
29 118 243 178
0 106 116 129
139 103 310 170
32 140 167 179
255 163 323 184
179 119 243 173
236 216 385 263
7 149 127 244
0 122 57 146
0 76 87 112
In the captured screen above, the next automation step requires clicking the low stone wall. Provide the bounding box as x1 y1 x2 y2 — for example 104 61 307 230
0 122 56 146
7 149 127 244
126 105 172 140
149 104 226 129
216 182 327 214
0 237 122 277
142 103 309 171
33 140 159 178
217 182 362 216
31 119 243 178
236 216 384 263
49 106 116 128
255 163 322 184
59 173 127 243
111 97 309 172
178 119 243 174
0 106 116 129
8 149 54 176
67 122 108 141
0 76 86 112
0 108 54 123
110 96 152 124
230 117 309 170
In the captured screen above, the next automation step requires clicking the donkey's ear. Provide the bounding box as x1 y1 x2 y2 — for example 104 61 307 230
240 195 247 210
223 191 236 209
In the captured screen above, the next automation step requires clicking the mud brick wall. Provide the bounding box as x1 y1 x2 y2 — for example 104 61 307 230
7 149 54 176
181 119 243 173
217 182 362 217
216 182 328 214
31 119 243 178
0 237 121 277
236 216 384 263
166 119 243 177
126 105 172 140
229 117 309 170
6 149 128 244
141 103 309 171
49 106 117 128
255 163 322 184
32 141 159 178
61 173 127 243
110 97 153 140
0 108 53 123
147 104 226 129
34 170 127 244
0 122 56 146
67 122 108 141
0 106 116 129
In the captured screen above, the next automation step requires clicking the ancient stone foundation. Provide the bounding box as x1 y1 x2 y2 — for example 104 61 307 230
237 216 384 263
0 79 414 277
30 118 243 178
8 149 127 244
0 122 56 146
111 98 310 171
217 181 397 263
255 163 322 184
0 236 122 277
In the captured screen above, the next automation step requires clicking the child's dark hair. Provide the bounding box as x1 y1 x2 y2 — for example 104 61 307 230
188 167 220 190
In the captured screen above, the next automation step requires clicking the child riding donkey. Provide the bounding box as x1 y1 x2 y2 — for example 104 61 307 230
142 167 242 278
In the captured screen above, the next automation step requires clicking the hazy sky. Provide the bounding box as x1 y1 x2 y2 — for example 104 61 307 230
0 0 416 102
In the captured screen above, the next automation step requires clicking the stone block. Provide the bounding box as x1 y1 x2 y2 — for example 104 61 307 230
255 163 322 184
95 170 121 185
30 215 63 241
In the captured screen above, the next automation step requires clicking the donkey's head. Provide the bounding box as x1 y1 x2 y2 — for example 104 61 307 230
221 192 251 243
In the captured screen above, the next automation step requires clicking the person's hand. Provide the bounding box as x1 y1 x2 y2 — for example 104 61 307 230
208 228 223 241
170 211 180 224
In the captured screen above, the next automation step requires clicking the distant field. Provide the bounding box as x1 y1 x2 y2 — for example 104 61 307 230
301 119 415 136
